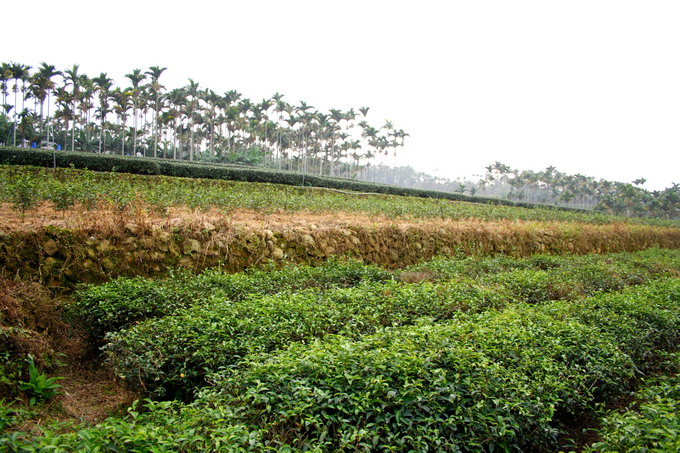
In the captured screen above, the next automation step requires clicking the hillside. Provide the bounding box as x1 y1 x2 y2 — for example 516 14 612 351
1 164 679 451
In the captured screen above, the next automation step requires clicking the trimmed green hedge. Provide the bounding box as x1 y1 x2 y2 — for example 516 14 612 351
71 259 393 342
197 279 680 451
80 249 679 347
0 147 587 212
6 279 680 452
586 354 680 452
104 279 506 399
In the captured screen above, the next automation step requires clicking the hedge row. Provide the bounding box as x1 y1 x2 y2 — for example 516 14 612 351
5 279 679 451
586 354 680 452
404 247 680 280
70 259 392 342
104 249 679 400
199 278 680 451
0 147 585 212
75 249 680 344
104 279 506 399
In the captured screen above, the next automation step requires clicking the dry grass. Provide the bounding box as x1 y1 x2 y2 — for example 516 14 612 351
1 276 139 433
1 202 679 290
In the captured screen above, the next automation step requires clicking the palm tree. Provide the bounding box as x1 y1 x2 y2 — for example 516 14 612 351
31 63 61 145
92 73 114 153
145 66 167 158
165 88 185 159
110 88 132 155
125 69 147 156
183 79 200 160
201 88 221 156
63 64 82 151
53 86 74 149
0 63 12 109
270 92 286 168
8 62 31 146
78 75 96 150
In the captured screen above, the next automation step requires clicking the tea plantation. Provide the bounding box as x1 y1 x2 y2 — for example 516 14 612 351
0 164 679 452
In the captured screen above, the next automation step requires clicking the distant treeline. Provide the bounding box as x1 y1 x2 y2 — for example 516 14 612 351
0 61 406 179
358 162 679 219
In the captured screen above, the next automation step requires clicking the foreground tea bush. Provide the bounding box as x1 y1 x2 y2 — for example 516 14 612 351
6 279 680 452
197 279 679 451
75 249 680 344
105 280 507 398
586 354 680 452
99 250 679 399
0 399 265 452
539 280 680 369
71 259 393 342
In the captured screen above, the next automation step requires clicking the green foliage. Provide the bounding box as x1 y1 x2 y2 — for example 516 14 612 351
19 356 63 406
4 278 680 451
69 249 676 399
5 173 41 217
104 279 506 398
0 399 264 452
2 163 679 227
587 356 680 452
539 279 680 369
407 248 680 304
71 259 393 342
196 279 678 451
405 248 680 282
73 249 680 346
1 328 39 400
46 180 78 214
5 148 677 224
0 399 28 432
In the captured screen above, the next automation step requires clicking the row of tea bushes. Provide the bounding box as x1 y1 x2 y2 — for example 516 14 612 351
104 280 506 398
195 278 680 451
77 248 680 344
586 353 680 452
402 247 680 282
7 279 679 451
71 259 393 342
4 164 679 227
0 148 594 215
103 250 679 400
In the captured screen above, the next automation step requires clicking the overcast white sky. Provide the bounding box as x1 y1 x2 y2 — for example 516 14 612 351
5 0 679 189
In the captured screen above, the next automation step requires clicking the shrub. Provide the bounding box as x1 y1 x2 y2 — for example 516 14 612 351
539 278 680 369
104 280 506 398
6 279 679 452
71 259 393 342
587 356 680 453
202 308 633 451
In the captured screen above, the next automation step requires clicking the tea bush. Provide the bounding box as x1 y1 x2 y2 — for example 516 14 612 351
0 147 586 214
3 164 678 226
199 310 634 450
104 280 506 398
71 259 393 342
74 249 680 345
539 278 680 369
404 248 680 282
0 400 264 452
196 279 679 451
586 354 680 452
5 278 679 452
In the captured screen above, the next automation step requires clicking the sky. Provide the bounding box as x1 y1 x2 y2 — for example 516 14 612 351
5 0 679 190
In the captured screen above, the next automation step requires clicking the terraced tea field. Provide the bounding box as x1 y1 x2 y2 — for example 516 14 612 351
1 165 679 451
